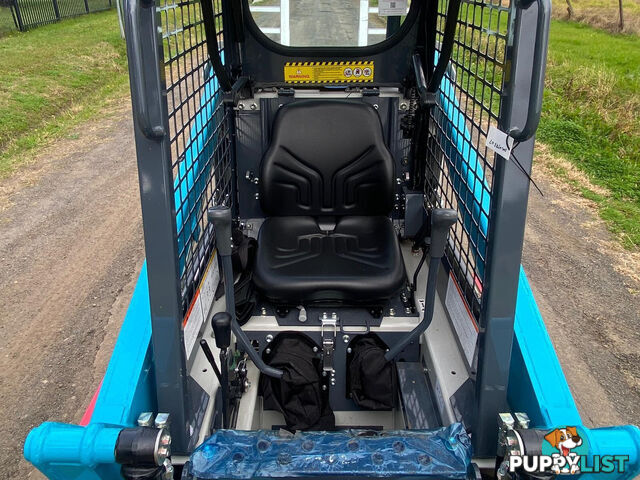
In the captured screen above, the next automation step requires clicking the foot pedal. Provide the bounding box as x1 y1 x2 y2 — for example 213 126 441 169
397 362 442 430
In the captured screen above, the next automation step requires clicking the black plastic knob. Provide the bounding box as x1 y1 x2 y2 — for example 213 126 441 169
211 311 232 350
207 206 233 257
429 208 458 259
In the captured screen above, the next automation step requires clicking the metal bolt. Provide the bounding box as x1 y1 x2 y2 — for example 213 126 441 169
400 102 408 110
160 432 172 446
342 335 350 344
405 307 412 314
163 459 174 480
496 460 510 480
373 104 379 110
347 347 352 354
266 334 273 343
313 346 319 353
254 193 260 200
157 446 170 462
322 385 327 391
238 103 245 110
396 177 402 185
261 307 267 316
250 103 257 110
265 348 271 355
389 308 396 316
137 412 154 427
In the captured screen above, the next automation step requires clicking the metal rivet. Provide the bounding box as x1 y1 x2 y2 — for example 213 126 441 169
266 334 273 343
342 335 350 344
373 104 379 110
400 102 408 110
238 103 245 110
250 103 257 110
389 308 396 316
265 348 271 355
261 307 267 316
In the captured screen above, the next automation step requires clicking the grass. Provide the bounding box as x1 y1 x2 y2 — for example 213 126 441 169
538 20 640 249
552 0 640 34
0 9 128 178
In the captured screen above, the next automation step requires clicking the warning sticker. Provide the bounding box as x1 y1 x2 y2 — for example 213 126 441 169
182 251 220 358
284 61 374 84
445 272 479 367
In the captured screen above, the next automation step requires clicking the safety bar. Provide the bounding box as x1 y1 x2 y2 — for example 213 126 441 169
124 0 165 139
507 0 551 142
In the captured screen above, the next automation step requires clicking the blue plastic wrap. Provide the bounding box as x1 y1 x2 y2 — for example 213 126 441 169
183 424 472 479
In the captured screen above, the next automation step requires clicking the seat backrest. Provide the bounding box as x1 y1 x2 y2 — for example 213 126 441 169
259 100 395 216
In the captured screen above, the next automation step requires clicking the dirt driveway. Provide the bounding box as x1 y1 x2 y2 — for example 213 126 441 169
0 98 144 478
0 101 638 478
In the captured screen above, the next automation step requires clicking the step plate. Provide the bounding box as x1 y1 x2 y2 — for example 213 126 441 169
183 425 472 479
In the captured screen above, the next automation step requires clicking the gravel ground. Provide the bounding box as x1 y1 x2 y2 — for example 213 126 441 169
0 102 638 478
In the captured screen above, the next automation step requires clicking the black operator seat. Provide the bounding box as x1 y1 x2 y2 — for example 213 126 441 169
253 100 406 305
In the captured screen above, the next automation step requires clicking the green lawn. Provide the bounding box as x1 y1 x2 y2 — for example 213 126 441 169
0 9 127 178
538 20 640 249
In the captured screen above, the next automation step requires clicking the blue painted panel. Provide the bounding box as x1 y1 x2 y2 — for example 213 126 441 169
91 261 156 426
24 264 155 479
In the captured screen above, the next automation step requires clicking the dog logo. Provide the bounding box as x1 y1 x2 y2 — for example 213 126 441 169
544 426 583 474
510 424 629 475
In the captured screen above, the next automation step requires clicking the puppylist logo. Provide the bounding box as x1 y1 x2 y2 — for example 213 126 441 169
509 426 629 475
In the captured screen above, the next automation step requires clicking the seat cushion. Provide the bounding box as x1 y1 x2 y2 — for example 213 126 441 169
253 216 406 304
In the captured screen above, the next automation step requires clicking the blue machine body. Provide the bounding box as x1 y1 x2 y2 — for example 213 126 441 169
23 69 640 479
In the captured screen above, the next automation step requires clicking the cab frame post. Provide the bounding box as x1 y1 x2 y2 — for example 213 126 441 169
473 0 550 456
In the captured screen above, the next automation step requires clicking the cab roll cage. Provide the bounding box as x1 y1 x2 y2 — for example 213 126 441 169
124 0 551 458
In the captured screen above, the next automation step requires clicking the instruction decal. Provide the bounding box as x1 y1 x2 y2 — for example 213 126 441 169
284 61 374 84
445 272 479 367
378 0 408 16
182 251 220 358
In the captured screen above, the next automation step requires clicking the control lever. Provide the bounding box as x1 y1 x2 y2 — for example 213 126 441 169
199 339 223 385
211 312 231 428
207 206 284 379
385 209 458 361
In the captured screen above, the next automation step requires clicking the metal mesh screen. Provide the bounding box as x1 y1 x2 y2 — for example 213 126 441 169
427 0 511 319
159 0 232 313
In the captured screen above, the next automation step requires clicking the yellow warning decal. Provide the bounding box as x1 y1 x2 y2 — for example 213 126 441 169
284 61 374 84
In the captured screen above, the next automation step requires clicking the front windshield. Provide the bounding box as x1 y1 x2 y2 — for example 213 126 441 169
248 0 411 47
